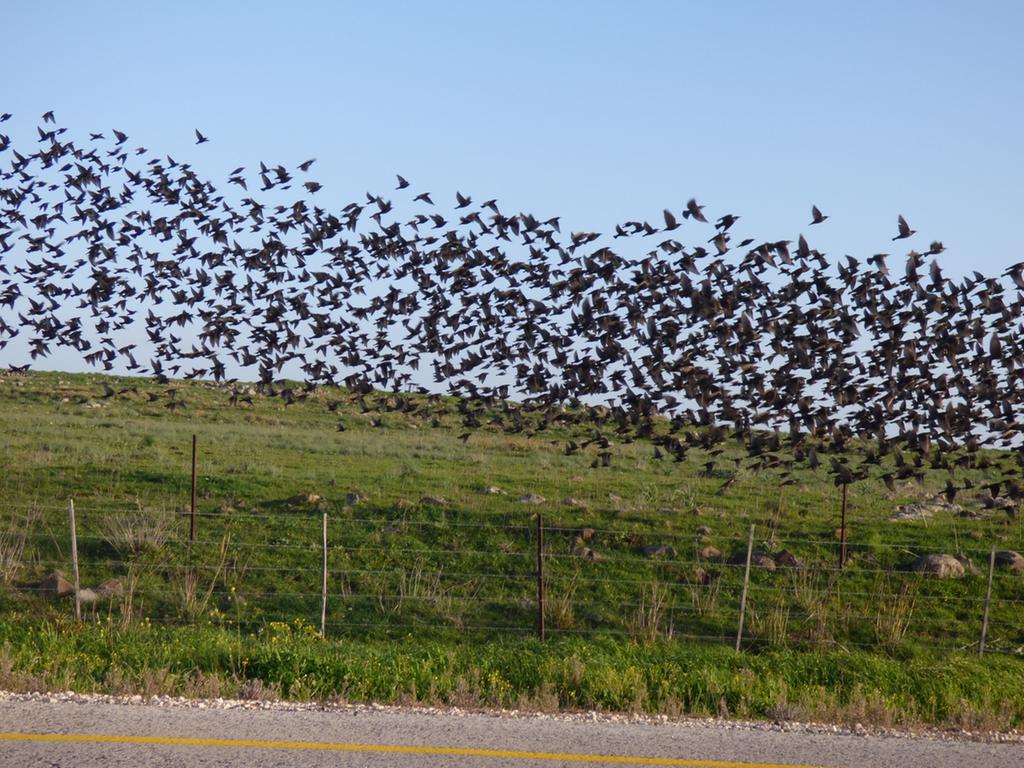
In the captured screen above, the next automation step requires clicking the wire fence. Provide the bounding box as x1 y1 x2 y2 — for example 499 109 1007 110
2 496 1023 656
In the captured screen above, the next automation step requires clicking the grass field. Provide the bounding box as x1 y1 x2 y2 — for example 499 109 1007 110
1 369 1023 727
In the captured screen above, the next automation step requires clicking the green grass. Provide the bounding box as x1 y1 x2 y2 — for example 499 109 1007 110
0 619 1021 729
1 369 1023 726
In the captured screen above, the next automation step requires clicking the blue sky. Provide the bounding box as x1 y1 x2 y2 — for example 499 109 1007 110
3 1 1023 374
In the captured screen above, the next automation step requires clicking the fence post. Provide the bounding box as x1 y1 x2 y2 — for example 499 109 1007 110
839 482 848 569
537 514 545 641
68 498 81 622
321 512 328 638
980 545 996 656
190 434 198 544
735 524 754 652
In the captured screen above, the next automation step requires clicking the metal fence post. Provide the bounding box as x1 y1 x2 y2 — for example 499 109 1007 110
839 482 848 569
68 498 81 622
735 524 754 652
537 514 545 641
980 545 996 655
321 512 329 638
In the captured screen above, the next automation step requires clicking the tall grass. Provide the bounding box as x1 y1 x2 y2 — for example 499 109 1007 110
0 620 1021 728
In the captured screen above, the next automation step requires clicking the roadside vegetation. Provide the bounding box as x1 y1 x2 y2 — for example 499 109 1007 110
1 369 1022 728
1 620 1022 731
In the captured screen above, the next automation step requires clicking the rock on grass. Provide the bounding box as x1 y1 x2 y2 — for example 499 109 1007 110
995 551 1024 571
911 553 965 578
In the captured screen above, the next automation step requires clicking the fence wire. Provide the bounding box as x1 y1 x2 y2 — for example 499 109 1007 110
1 498 1022 655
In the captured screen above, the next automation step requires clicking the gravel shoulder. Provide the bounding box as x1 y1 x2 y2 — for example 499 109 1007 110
0 690 1022 768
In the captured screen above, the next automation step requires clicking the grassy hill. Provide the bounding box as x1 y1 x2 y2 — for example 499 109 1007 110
1 369 1023 727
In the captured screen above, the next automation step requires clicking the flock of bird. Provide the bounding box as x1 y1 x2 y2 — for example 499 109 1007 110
3 111 1024 498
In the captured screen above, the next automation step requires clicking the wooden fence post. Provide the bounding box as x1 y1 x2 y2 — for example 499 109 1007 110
735 524 754 652
980 545 996 656
68 498 81 622
190 434 198 544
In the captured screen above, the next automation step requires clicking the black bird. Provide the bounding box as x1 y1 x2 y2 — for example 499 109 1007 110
683 198 707 223
5 108 1024 504
716 214 740 231
194 129 209 144
893 214 915 240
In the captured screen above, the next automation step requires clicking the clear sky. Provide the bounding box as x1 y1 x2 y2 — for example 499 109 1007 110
3 0 1023 374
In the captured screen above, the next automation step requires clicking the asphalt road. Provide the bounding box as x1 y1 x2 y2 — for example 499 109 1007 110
0 696 1021 768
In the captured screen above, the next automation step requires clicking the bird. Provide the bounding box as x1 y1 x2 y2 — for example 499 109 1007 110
194 129 209 144
716 214 740 231
3 108 1024 505
683 198 707 223
893 214 916 240
1002 262 1024 291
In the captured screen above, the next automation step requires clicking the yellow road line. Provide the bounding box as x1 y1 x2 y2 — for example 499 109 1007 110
0 731 824 767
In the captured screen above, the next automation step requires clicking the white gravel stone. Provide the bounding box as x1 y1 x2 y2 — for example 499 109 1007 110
0 689 1019 744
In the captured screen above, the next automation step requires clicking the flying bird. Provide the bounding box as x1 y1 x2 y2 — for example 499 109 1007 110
893 214 916 240
683 198 707 223
2 109 1023 503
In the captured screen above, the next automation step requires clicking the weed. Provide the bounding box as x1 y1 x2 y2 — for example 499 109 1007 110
100 501 178 557
117 566 141 627
0 506 40 583
235 677 280 701
546 567 579 630
177 532 230 620
684 568 721 617
871 573 919 646
789 567 836 648
626 581 671 643
373 560 460 624
748 594 791 647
